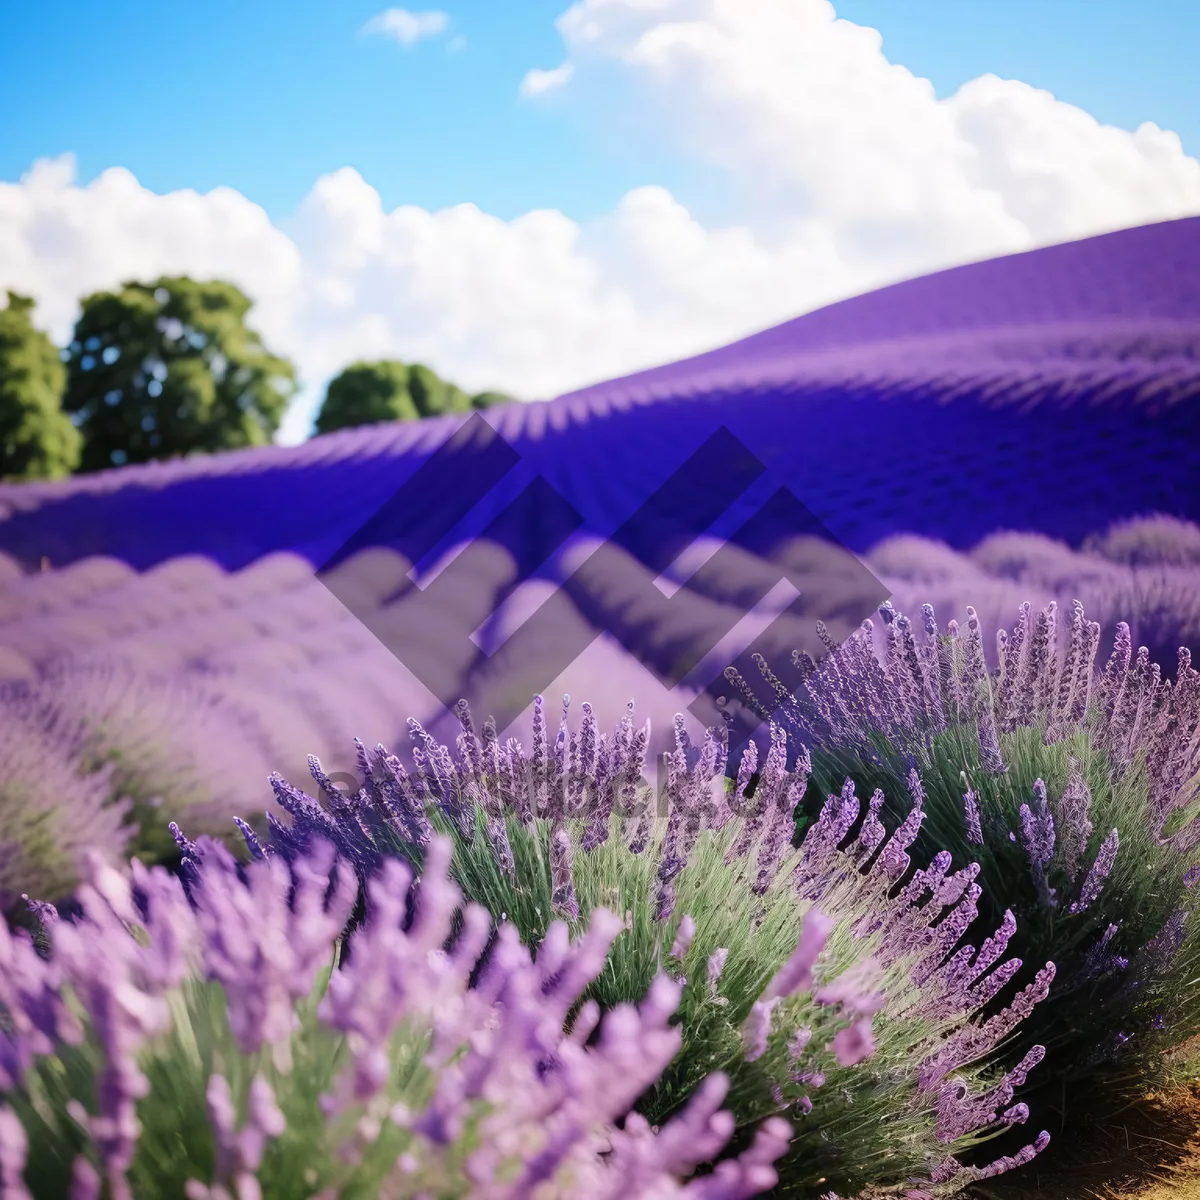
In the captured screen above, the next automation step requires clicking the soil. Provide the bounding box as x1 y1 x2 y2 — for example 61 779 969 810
966 1084 1200 1200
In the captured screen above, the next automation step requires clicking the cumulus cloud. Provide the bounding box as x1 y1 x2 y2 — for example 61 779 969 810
362 8 449 46
544 0 1200 275
2 0 1200 443
519 62 576 97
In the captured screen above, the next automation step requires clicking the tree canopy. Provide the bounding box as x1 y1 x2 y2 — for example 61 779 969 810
314 359 510 436
62 277 296 472
0 292 81 483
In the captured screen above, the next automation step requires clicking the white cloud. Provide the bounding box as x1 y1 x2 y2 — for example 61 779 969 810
2 0 1200 445
0 156 842 445
362 8 449 46
544 0 1200 275
519 62 575 97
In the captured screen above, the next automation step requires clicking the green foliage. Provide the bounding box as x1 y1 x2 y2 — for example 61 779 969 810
15 969 472 1199
378 804 1005 1199
806 701 1200 1096
18 812 982 1198
0 292 81 482
62 277 295 472
314 359 509 434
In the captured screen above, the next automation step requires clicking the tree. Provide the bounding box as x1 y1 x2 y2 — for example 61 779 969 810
62 277 296 472
0 292 81 482
314 359 510 436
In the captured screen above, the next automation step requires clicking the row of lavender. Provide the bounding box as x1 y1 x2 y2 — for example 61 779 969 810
1 515 1199 1195
0 622 1197 1191
3 663 1058 1198
2 513 1198 909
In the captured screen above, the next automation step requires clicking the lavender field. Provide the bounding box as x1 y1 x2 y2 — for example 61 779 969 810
2 219 1200 1197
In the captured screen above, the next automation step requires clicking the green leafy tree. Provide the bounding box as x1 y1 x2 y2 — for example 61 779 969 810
62 277 296 472
314 359 510 435
0 293 81 482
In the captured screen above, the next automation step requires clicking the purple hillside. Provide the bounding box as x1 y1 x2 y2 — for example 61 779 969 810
0 216 1197 572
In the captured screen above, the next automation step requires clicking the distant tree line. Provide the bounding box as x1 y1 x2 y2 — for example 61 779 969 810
0 278 511 482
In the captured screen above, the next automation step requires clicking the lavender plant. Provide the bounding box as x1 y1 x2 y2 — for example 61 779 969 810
0 693 132 911
236 699 1054 1197
0 662 276 883
869 516 1200 670
1083 513 1200 569
1 835 795 1199
726 598 1200 1098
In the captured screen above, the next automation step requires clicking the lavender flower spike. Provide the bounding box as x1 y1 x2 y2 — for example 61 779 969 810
814 959 886 1016
1069 829 1119 915
962 788 984 845
763 911 833 1001
1020 779 1057 907
743 998 781 1062
549 825 580 919
672 914 697 961
830 1019 876 1067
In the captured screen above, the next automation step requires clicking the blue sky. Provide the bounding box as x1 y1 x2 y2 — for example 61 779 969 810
2 0 1198 222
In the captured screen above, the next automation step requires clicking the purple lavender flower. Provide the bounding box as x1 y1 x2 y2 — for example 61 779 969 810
0 692 135 907
972 1131 1052 1181
919 963 1057 1091
1055 759 1094 882
189 1073 286 1198
191 839 357 1060
830 1020 875 1067
7 835 804 1197
962 788 984 845
70 1157 101 1200
873 780 926 882
813 959 885 1016
763 595 1200 1107
1019 780 1057 907
671 914 697 961
742 999 780 1062
707 948 730 996
788 1027 813 1060
549 825 580 919
1131 908 1188 989
1069 829 1119 914
852 787 888 863
763 912 832 1001
977 701 1008 774
207 686 1075 1192
934 1045 1046 1142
